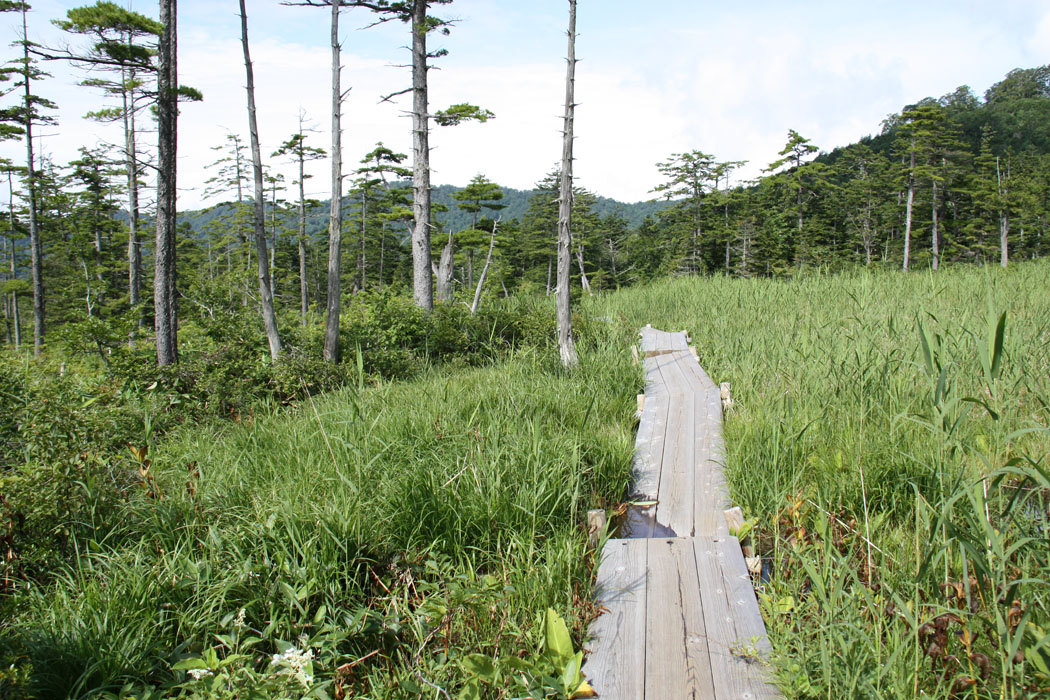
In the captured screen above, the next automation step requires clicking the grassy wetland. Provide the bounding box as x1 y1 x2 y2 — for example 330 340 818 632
3 260 1049 698
593 259 1050 698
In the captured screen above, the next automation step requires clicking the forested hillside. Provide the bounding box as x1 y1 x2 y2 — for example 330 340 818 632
7 63 1049 354
178 183 667 243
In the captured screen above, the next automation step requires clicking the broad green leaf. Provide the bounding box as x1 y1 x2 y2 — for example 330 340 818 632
544 608 574 669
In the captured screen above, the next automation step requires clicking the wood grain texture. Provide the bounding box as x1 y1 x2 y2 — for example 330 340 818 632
694 537 767 700
657 383 696 537
717 537 780 698
584 539 648 699
645 538 715 699
585 327 781 698
632 392 668 503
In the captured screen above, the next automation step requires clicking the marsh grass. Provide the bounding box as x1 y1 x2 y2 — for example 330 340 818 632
6 262 1049 698
591 261 1050 698
1 326 639 698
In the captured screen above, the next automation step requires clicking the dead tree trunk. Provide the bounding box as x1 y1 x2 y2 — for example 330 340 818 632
20 8 43 355
6 176 20 348
410 0 433 310
572 230 591 296
471 218 498 315
931 176 940 271
556 0 579 368
998 156 1009 268
240 0 282 359
902 147 914 272
323 0 343 361
434 231 453 303
123 74 142 316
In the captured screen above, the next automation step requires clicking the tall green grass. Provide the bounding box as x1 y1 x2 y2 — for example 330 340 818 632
592 261 1050 698
6 262 1048 698
1 334 639 698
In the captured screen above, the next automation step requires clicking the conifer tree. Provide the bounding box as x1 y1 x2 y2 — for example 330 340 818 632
451 173 504 288
273 117 325 323
52 1 162 313
6 1 57 354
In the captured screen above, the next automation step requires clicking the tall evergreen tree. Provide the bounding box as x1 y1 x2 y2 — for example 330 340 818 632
52 2 162 314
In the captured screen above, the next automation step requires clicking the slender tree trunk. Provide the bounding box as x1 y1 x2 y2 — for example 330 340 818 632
8 171 21 349
693 196 701 274
21 9 43 355
573 231 591 296
902 147 914 272
470 219 498 315
410 0 432 310
378 221 385 290
1000 212 1009 268
240 0 281 359
123 74 141 313
556 0 579 368
359 190 367 290
323 0 343 361
997 156 1008 268
154 0 178 365
931 177 939 271
545 254 552 295
297 140 308 323
167 0 179 344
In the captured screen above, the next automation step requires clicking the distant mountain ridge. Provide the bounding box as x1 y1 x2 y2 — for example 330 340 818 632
178 183 670 237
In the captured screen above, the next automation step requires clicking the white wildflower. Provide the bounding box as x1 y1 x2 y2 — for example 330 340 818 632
233 608 246 629
269 645 315 687
187 668 213 680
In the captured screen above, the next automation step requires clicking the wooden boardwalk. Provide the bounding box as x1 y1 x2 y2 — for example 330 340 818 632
582 327 779 699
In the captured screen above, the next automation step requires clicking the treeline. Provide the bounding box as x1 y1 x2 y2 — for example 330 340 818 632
1 0 1048 360
640 66 1050 277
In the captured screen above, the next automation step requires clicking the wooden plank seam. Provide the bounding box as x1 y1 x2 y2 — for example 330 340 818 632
584 328 780 699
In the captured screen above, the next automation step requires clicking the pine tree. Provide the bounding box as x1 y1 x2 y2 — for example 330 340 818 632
52 1 162 314
273 116 326 323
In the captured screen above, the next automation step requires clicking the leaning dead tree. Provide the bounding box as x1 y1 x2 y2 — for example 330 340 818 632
239 0 281 359
556 0 579 368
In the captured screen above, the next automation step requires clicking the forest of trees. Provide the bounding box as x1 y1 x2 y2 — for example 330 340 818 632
2 0 1050 362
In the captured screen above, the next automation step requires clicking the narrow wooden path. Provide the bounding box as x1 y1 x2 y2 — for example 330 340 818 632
582 327 779 699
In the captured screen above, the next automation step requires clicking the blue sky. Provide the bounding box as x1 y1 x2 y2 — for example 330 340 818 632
3 0 1049 210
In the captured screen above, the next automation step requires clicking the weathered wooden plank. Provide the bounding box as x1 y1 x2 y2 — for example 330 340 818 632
584 539 648 700
673 351 710 395
651 391 686 537
645 538 715 698
679 349 719 392
716 537 780 698
640 328 690 353
694 537 767 700
694 389 723 538
643 356 667 397
665 352 703 397
707 387 732 536
632 392 668 503
657 384 696 537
